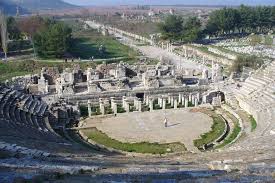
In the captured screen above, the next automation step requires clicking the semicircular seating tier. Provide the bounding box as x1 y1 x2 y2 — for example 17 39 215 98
236 61 275 137
0 85 73 152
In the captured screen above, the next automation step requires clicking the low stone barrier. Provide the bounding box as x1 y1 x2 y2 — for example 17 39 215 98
221 104 244 146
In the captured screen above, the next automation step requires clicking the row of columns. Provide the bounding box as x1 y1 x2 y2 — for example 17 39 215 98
109 26 153 45
86 93 200 117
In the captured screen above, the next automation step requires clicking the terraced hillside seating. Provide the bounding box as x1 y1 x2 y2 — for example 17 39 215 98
0 85 71 151
236 61 275 137
0 141 51 158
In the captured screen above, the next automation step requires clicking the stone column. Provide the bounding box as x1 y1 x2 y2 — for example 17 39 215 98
134 97 139 110
88 100 92 117
197 93 200 101
184 48 187 57
162 98 166 110
138 100 142 112
168 94 171 104
189 94 192 102
143 94 146 103
122 96 127 108
45 80 49 94
99 101 105 115
185 97 189 108
171 96 174 107
158 97 161 106
158 70 161 77
159 97 163 107
110 97 115 109
182 95 185 106
113 102 117 115
146 95 149 106
178 93 182 104
192 95 195 105
125 102 130 113
149 98 154 112
195 98 199 107
174 99 178 109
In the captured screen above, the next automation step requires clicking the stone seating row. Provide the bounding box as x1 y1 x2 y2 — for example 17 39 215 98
0 86 67 143
0 95 49 133
0 118 64 143
0 86 48 117
236 61 275 141
0 141 50 157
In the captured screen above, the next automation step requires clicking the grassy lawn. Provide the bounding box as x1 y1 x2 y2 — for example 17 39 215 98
82 128 186 154
216 112 241 149
0 56 140 82
0 58 135 82
249 115 257 132
0 60 97 81
193 110 226 149
70 30 139 59
0 71 31 82
0 61 33 82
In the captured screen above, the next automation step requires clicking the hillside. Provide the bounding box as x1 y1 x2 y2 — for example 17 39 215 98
14 0 76 10
1 0 76 15
0 1 29 15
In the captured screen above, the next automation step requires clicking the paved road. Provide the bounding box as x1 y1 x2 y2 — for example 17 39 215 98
85 21 207 71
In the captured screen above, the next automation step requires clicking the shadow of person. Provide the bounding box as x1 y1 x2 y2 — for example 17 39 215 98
167 123 181 128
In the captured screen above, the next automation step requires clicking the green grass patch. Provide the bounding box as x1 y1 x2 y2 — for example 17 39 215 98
82 128 186 154
0 71 31 82
70 29 139 59
117 104 126 113
249 115 257 132
0 60 88 82
216 112 241 148
0 59 133 82
193 110 226 149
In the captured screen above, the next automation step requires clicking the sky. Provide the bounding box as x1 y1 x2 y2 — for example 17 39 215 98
63 0 275 6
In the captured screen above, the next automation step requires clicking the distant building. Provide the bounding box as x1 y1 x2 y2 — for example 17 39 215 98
169 9 175 15
148 10 155 17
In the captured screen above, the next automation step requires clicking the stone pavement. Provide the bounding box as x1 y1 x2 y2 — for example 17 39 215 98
84 109 213 152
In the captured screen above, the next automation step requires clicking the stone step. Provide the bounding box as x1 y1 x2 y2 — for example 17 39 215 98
248 77 268 86
242 81 260 91
239 85 255 96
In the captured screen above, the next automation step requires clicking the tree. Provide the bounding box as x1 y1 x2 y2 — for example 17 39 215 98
158 15 183 42
231 55 263 73
182 17 202 43
18 16 49 39
272 6 275 29
238 5 254 33
205 5 275 37
34 22 72 58
18 16 53 59
7 17 21 40
0 10 8 61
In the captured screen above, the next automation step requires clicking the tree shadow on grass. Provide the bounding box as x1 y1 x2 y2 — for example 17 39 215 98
70 37 128 59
